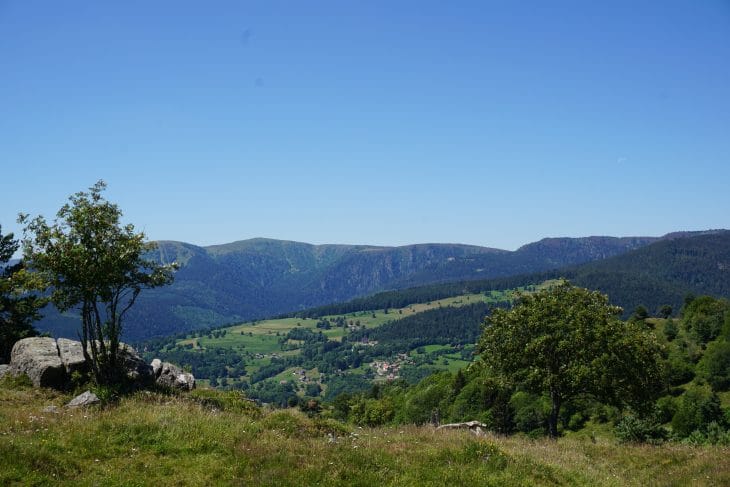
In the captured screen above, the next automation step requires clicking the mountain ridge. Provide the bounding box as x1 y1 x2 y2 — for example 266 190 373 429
35 230 728 340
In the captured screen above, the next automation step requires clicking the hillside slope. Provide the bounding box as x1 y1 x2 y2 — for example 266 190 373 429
302 231 730 320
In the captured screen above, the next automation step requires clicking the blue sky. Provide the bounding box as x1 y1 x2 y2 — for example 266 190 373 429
1 1 728 251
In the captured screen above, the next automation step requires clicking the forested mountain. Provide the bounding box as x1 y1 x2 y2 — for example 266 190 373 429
36 231 725 340
300 231 730 320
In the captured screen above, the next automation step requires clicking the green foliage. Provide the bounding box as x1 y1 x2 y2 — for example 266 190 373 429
0 225 45 363
509 391 550 435
682 296 730 344
631 305 649 322
659 305 673 319
397 371 452 425
614 414 667 444
664 349 695 386
671 385 726 438
698 339 730 391
478 282 665 437
350 397 395 426
19 181 176 385
0 372 33 389
663 319 679 341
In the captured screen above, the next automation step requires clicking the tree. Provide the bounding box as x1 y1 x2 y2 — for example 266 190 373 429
658 305 673 319
0 226 46 363
19 181 176 385
477 282 664 438
631 305 649 322
682 296 729 344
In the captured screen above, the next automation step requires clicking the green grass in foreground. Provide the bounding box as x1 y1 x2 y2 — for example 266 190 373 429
1 382 729 486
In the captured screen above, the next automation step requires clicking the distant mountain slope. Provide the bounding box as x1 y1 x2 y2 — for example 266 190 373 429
35 231 725 340
299 231 730 320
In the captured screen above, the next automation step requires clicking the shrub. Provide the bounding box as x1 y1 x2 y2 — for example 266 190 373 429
698 339 730 391
671 386 725 438
615 414 667 444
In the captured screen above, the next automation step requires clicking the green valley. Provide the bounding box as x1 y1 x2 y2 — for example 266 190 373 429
142 286 541 404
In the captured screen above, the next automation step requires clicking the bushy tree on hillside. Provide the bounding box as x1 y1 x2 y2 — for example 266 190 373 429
0 226 46 363
478 281 664 438
682 296 730 344
19 181 176 385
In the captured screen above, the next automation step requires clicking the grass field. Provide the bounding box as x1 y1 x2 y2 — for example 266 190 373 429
1 381 728 486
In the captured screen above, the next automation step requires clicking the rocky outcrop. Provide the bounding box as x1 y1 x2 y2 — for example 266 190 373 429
151 358 163 377
154 361 195 391
8 338 67 388
57 338 87 375
66 390 100 408
4 338 191 392
436 421 489 436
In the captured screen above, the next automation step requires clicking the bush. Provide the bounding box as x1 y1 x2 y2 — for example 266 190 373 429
663 320 678 341
509 391 549 435
671 386 725 438
698 339 730 391
615 414 667 444
682 296 730 344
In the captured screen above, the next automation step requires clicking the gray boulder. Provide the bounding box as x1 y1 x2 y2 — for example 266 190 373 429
0 364 9 380
436 421 489 436
151 358 163 378
66 390 100 408
155 361 195 391
8 337 67 388
118 344 154 383
57 338 87 375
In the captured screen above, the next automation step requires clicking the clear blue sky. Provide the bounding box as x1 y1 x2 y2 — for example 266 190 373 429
1 1 728 251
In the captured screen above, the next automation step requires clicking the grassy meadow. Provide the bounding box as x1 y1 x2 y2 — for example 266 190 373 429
1 379 728 486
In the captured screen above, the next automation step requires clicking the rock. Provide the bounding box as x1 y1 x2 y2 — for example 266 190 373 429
156 362 195 391
151 358 162 378
65 390 100 408
117 344 153 384
436 421 489 436
8 337 67 389
42 405 60 414
0 364 9 380
57 338 87 375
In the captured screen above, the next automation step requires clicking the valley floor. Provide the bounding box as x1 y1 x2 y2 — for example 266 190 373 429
1 382 728 486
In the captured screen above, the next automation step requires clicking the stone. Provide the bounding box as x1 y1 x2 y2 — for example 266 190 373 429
118 344 154 384
57 338 87 375
0 364 9 380
42 405 60 414
156 362 195 391
65 390 100 408
436 421 490 436
151 358 163 378
8 337 66 389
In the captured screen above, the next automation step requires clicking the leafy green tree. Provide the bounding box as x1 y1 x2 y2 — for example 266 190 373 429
19 181 176 385
663 319 678 341
698 339 730 391
0 226 47 363
659 305 673 319
478 282 664 438
671 385 725 437
631 305 649 322
682 296 730 344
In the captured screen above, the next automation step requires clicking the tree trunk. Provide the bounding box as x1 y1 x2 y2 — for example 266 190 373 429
548 390 561 439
